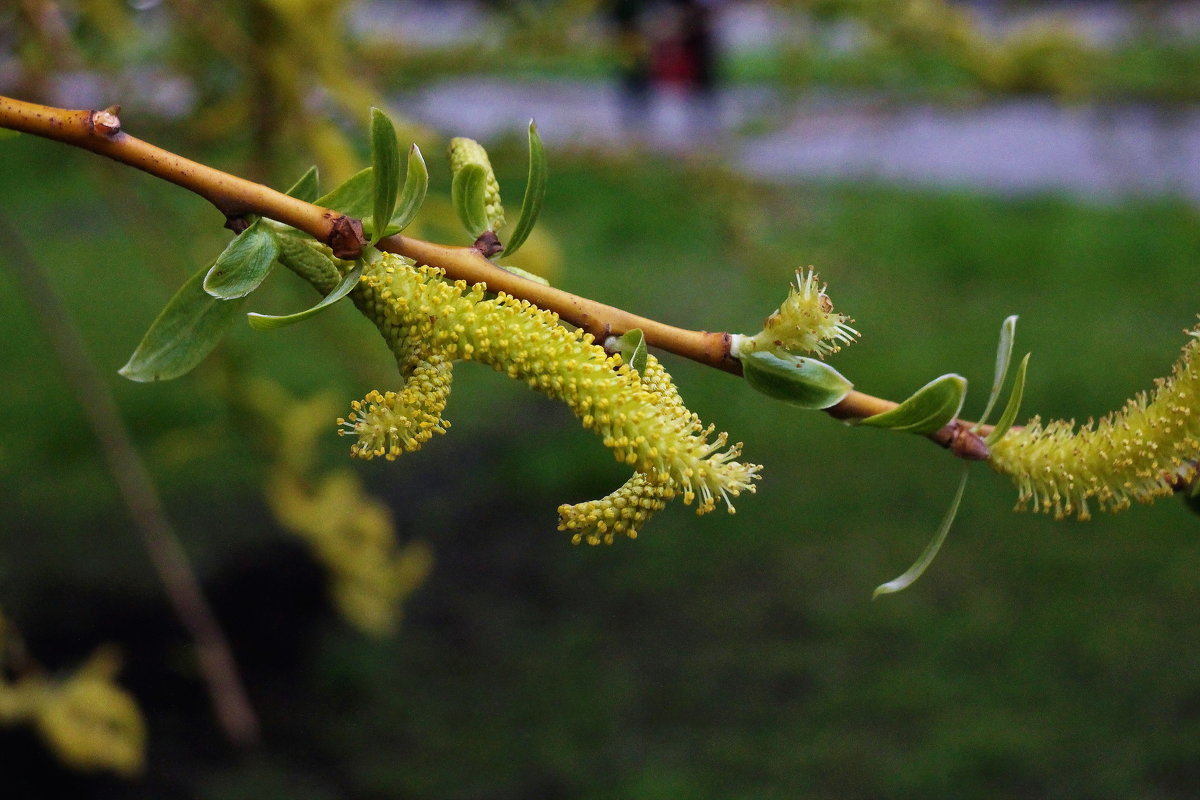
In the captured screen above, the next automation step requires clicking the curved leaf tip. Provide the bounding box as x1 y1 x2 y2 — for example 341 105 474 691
860 374 967 434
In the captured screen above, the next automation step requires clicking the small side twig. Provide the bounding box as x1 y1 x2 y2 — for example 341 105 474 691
0 213 260 747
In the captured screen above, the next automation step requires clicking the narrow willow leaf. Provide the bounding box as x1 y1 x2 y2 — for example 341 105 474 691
203 219 280 299
873 467 970 598
451 162 490 238
976 314 1017 429
285 165 320 202
985 353 1030 445
316 167 374 220
860 374 967 434
499 265 549 285
618 329 648 375
741 350 853 410
119 263 246 382
247 260 365 330
503 120 548 257
370 108 401 244
387 144 428 233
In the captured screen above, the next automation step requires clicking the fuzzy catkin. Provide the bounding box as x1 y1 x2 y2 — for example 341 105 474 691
989 331 1200 519
346 253 761 520
557 354 694 544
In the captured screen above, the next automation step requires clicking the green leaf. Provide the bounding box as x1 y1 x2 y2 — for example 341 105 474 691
285 165 320 202
503 120 548 257
387 144 428 234
316 167 374 220
370 108 400 244
451 162 490 238
203 219 280 299
119 263 246 382
0 129 19 141
976 314 1017 429
874 467 970 598
499 265 549 285
246 260 365 330
741 350 853 410
985 353 1030 445
618 329 648 375
860 373 967 434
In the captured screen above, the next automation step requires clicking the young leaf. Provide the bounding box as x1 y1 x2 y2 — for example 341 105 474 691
618 329 648 375
370 108 401 244
873 467 970 598
285 165 320 202
203 219 280 299
741 350 853 410
119 263 246 382
860 374 967 434
246 260 365 330
499 265 549 285
503 120 548 257
451 162 490 238
976 314 1017 429
316 167 374 220
387 144 428 233
985 353 1030 445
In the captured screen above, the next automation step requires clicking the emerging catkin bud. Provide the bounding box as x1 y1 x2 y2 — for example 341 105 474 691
448 137 505 233
742 269 858 359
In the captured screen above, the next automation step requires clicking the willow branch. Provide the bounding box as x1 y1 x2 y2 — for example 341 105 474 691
0 95 990 456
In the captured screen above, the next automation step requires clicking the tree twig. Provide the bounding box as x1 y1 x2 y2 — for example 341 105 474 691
0 95 992 456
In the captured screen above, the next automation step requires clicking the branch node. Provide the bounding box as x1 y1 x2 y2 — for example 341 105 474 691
327 215 366 260
224 215 251 235
472 230 503 258
943 420 991 461
90 107 122 138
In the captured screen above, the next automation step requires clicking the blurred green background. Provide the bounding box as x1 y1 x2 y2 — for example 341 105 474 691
3 1 1200 798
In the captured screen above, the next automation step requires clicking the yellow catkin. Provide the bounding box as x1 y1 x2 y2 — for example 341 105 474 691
557 354 693 544
338 354 453 460
745 268 858 358
557 472 677 545
990 331 1200 519
346 254 761 520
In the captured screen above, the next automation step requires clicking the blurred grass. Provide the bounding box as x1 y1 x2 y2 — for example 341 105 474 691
3 131 1200 798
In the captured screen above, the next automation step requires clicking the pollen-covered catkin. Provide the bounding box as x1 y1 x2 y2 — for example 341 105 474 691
744 269 858 358
338 354 453 460
557 353 697 544
989 331 1200 519
346 254 760 517
557 472 676 545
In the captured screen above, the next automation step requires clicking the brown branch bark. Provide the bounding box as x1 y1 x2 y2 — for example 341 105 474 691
0 95 992 457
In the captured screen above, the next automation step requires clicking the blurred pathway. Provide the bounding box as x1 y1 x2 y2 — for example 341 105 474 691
393 79 1200 204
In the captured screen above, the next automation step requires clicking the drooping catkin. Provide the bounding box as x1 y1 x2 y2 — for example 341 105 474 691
989 331 1200 519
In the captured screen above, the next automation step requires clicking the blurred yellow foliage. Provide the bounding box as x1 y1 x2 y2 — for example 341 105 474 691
240 379 432 636
1 620 146 778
